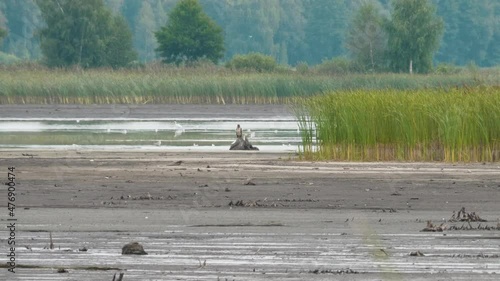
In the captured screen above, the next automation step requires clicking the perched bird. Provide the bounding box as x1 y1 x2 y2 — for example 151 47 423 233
236 124 243 138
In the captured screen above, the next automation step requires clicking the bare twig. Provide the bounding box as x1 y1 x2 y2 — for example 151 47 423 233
49 232 54 250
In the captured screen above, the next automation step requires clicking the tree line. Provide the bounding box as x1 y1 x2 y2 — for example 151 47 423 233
0 0 498 70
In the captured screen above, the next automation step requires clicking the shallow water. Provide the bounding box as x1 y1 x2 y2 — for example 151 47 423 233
5 208 500 281
0 118 306 153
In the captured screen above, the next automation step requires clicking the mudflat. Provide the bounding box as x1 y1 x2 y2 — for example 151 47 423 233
1 149 499 280
0 104 499 280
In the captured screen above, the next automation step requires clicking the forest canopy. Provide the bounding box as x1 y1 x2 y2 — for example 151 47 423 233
0 0 498 68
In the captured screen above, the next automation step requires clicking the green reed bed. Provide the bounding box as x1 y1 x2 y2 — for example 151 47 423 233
298 86 500 162
0 67 495 104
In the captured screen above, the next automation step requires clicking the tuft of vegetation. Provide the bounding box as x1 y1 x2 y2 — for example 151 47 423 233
295 61 309 74
313 57 359 75
225 52 278 72
0 52 20 65
434 63 463 74
297 86 500 162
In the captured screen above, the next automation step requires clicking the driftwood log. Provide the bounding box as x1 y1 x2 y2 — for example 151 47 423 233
229 136 259 151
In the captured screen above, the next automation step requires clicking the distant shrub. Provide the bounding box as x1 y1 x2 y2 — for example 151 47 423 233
0 52 20 65
314 57 357 75
126 60 145 69
296 61 309 74
435 63 462 74
225 52 277 72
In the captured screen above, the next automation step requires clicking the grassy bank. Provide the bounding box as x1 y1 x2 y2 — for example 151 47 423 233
0 66 497 104
297 86 500 162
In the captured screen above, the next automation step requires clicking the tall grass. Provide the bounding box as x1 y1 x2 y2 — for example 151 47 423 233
0 65 497 104
297 86 500 162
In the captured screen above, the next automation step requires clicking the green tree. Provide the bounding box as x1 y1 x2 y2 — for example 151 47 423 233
345 1 387 72
1 0 42 59
224 0 280 61
275 0 307 65
0 27 6 43
135 1 157 61
37 0 136 68
385 0 443 73
155 0 224 64
105 15 137 67
304 0 349 65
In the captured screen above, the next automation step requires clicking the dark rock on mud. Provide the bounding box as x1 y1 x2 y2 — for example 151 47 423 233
122 242 148 255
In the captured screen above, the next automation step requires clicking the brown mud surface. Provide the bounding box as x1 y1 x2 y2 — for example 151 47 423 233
1 150 499 280
0 105 499 280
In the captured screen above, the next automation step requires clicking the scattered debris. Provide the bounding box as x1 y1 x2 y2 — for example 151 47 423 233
447 223 500 231
421 221 447 232
228 199 302 208
451 253 499 258
280 198 319 202
122 242 148 255
422 208 498 232
197 259 207 268
244 178 256 185
112 272 125 281
449 207 487 222
229 200 262 207
309 268 358 274
115 194 170 201
22 153 37 158
409 251 425 256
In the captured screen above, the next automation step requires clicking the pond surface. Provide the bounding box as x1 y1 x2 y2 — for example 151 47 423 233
0 118 304 152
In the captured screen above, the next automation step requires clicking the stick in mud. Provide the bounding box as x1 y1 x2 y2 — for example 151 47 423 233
49 232 54 250
112 272 125 281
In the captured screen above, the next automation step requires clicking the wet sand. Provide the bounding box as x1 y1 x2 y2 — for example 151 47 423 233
0 105 499 280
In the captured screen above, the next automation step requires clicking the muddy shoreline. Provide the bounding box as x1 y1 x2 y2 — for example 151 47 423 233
0 104 499 280
1 149 499 280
